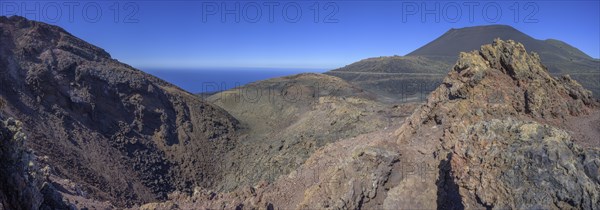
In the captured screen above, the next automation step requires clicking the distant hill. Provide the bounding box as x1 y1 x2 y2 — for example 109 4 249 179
327 25 600 99
325 56 450 101
330 56 450 74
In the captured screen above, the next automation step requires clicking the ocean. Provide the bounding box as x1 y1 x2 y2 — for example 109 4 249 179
142 68 327 93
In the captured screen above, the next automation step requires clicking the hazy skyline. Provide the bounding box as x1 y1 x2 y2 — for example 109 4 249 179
1 1 599 69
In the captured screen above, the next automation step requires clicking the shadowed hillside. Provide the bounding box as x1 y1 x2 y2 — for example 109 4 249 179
0 16 239 207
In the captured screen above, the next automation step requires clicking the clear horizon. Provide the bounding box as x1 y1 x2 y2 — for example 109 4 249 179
1 1 598 70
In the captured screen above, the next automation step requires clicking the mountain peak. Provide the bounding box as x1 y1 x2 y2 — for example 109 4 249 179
408 25 534 57
445 25 524 38
408 24 595 61
456 24 516 30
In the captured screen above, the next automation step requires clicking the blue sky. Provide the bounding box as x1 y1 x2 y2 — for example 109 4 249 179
1 1 599 70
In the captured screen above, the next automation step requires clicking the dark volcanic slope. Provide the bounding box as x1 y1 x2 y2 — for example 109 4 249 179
409 25 594 63
0 16 238 207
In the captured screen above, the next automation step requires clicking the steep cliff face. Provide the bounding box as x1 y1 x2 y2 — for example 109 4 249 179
0 16 238 207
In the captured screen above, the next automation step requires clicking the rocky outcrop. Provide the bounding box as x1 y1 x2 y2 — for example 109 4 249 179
395 39 599 209
0 116 71 210
0 16 238 207
398 39 596 141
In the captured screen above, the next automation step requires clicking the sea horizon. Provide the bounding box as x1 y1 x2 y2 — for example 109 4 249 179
142 68 328 93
